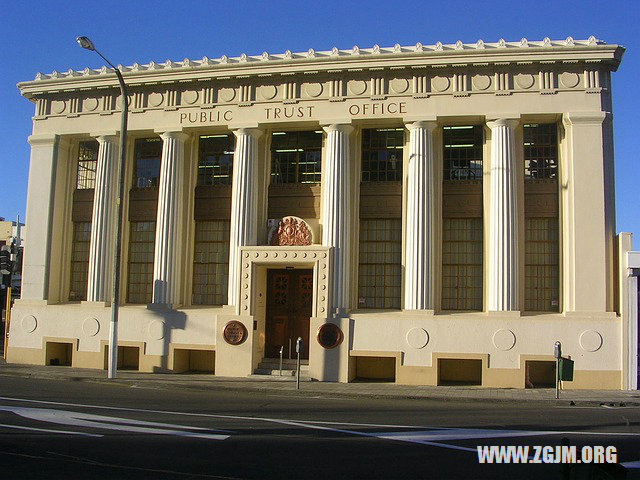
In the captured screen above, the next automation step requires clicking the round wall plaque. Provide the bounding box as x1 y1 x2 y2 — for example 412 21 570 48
317 323 343 349
223 321 247 345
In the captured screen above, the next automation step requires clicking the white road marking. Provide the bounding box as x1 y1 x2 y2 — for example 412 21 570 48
0 406 229 440
0 395 638 460
0 422 102 437
376 428 554 442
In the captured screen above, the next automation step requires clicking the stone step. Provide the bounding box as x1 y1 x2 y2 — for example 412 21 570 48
257 362 309 371
247 374 312 382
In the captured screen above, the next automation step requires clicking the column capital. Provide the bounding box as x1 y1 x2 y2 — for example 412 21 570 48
158 130 190 142
322 123 354 135
27 134 58 147
231 127 263 139
405 121 438 131
562 111 609 126
486 117 520 130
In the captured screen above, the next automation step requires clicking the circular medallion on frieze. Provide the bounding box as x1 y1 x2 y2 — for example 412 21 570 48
317 323 343 349
223 321 247 345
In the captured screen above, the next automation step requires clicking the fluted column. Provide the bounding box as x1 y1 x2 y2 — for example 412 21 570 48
487 118 519 311
322 124 354 314
404 122 437 310
228 128 263 308
87 135 119 302
152 131 189 306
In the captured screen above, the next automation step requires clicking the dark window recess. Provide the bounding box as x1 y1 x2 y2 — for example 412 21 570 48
133 138 162 188
443 125 483 181
271 131 322 184
524 123 558 180
361 128 404 182
76 140 99 189
198 135 234 186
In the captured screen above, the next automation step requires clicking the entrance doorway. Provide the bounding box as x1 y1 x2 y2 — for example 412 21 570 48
265 269 312 360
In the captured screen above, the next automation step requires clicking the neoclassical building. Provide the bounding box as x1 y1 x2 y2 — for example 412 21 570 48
9 37 637 389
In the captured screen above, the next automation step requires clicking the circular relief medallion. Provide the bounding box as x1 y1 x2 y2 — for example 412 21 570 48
21 315 37 334
115 94 132 109
472 74 491 91
147 92 164 108
492 329 516 351
317 323 343 349
51 100 66 115
148 320 166 341
83 97 99 112
223 321 247 345
431 76 450 93
348 80 367 96
514 73 535 90
304 82 323 98
406 327 429 349
259 85 277 100
82 317 100 337
559 72 580 89
390 78 409 94
579 330 603 352
182 90 199 105
218 87 236 103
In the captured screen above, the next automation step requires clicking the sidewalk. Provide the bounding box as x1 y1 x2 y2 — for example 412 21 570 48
1 357 639 406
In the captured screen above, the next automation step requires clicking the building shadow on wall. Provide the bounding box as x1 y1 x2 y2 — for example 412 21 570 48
147 280 187 372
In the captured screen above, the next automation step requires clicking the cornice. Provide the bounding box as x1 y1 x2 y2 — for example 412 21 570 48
17 37 624 99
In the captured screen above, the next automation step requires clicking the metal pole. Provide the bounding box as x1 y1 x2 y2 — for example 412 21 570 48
554 341 561 400
279 346 283 376
288 338 292 360
91 49 128 380
3 287 10 359
296 337 302 390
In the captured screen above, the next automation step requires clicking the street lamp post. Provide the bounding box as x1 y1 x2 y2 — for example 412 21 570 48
77 36 127 379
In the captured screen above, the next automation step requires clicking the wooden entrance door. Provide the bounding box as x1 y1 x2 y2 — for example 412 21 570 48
265 269 312 359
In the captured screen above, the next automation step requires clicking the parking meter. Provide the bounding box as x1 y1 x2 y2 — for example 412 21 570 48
554 341 562 359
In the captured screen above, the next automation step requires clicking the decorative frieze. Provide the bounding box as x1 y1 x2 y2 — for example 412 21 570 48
165 89 178 109
239 84 253 104
584 69 601 92
412 74 429 97
370 77 385 98
539 70 556 93
283 81 297 103
453 72 468 96
494 72 510 95
329 78 344 99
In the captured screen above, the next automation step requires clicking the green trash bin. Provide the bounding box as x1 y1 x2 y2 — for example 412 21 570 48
559 357 574 381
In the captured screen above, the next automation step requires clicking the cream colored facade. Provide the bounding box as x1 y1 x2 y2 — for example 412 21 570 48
9 37 636 389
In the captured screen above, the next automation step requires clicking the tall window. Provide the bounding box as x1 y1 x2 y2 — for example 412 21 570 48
442 125 483 310
358 219 402 309
358 128 403 309
127 221 156 304
133 138 162 188
76 141 99 189
69 222 91 301
198 135 234 186
271 131 322 184
524 123 559 311
361 128 403 182
192 220 230 305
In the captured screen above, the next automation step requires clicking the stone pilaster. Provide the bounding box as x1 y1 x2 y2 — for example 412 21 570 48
21 134 59 301
228 128 263 308
152 131 189 306
321 124 354 313
487 118 519 311
86 135 118 302
404 121 437 310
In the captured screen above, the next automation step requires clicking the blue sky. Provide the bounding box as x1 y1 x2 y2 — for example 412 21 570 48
1 0 638 246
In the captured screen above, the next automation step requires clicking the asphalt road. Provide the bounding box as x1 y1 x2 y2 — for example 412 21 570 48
0 376 638 479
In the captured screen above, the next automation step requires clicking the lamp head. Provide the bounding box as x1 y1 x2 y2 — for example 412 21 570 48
76 36 95 51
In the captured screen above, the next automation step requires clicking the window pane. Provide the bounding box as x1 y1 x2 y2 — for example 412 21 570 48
192 220 230 305
134 138 162 188
76 141 99 189
271 131 322 184
69 222 91 300
198 135 234 186
358 219 402 309
443 125 483 181
525 218 559 311
127 221 156 303
442 218 483 310
361 128 404 182
524 123 558 180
